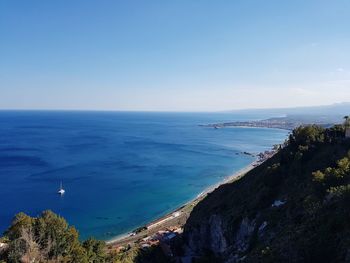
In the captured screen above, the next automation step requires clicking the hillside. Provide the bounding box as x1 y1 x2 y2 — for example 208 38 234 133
228 102 350 117
182 125 350 262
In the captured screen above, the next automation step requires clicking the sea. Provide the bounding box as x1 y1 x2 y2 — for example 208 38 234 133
0 111 288 240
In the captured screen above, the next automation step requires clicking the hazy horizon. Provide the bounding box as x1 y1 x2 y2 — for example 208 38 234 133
1 101 349 114
1 1 350 111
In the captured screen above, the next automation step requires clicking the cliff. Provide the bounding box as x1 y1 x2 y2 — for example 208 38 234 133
183 125 350 262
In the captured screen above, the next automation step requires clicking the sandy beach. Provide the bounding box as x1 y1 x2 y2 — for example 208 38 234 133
106 159 261 248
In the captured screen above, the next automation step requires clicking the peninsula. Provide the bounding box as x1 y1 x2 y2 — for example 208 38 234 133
200 115 338 131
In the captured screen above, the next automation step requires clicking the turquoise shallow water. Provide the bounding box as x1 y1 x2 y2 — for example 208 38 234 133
0 111 288 240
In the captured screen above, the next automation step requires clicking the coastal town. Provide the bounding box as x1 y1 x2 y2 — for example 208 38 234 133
200 115 337 131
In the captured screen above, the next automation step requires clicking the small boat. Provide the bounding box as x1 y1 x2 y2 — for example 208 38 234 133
58 182 65 195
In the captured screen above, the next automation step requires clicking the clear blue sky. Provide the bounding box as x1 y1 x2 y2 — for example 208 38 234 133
1 0 350 111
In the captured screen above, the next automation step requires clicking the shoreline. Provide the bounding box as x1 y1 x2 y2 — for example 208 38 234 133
106 157 264 247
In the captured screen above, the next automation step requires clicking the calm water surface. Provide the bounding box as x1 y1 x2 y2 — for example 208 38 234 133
0 111 288 240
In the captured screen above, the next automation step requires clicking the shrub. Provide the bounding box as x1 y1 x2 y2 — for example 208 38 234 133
1 210 106 263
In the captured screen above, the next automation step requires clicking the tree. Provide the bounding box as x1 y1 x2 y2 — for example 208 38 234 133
289 125 325 146
4 212 34 240
19 226 41 263
83 238 107 262
35 210 75 259
2 210 93 262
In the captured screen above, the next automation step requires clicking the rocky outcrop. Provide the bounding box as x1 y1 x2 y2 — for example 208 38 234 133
185 215 259 262
185 214 227 257
209 215 228 254
232 217 256 254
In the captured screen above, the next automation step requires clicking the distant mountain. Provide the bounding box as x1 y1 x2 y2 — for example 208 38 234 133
228 102 350 121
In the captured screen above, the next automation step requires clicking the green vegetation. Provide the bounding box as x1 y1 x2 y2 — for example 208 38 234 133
1 211 103 262
110 246 168 263
184 124 350 262
0 210 168 263
0 211 122 263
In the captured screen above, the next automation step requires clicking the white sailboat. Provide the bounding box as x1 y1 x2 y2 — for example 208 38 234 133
58 182 65 195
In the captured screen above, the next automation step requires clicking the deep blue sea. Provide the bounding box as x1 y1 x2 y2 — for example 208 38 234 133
0 111 288 240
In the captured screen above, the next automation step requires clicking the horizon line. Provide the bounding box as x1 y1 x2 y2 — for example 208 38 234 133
0 102 349 113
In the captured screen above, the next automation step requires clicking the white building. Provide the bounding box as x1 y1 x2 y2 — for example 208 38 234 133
346 128 350 138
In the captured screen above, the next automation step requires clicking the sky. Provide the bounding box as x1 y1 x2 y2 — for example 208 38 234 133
1 0 350 111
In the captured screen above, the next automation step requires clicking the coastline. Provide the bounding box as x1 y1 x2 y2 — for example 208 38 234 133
106 158 263 247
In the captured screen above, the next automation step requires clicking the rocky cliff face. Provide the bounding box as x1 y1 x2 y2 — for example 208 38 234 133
182 126 350 262
184 213 265 262
185 214 228 257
